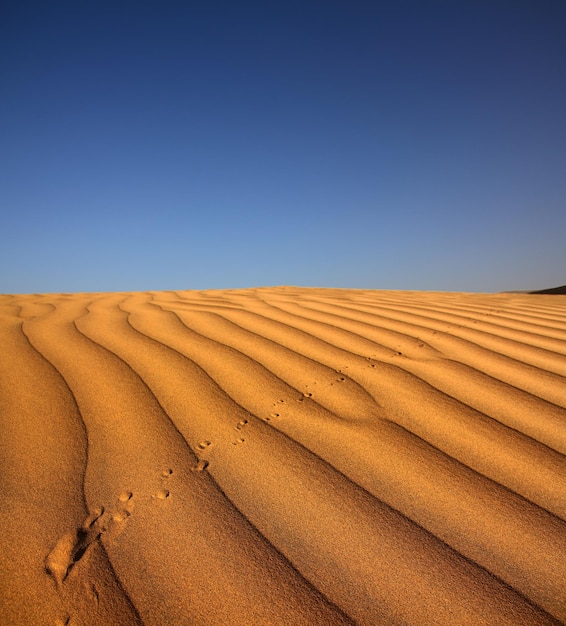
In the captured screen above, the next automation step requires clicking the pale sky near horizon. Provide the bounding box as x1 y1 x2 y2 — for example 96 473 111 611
2 0 565 294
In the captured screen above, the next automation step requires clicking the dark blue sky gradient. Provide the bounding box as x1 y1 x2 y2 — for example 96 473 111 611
2 1 565 293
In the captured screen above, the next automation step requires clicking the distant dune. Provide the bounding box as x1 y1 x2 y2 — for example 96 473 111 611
530 285 566 295
1 287 565 625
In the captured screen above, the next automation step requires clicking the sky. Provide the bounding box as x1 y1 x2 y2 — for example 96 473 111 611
1 0 565 294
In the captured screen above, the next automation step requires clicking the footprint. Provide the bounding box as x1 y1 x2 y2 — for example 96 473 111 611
232 437 245 445
45 508 105 586
107 492 135 535
155 489 170 500
161 468 173 477
192 459 209 472
44 534 77 585
118 491 133 503
235 419 249 431
112 510 131 523
198 440 211 450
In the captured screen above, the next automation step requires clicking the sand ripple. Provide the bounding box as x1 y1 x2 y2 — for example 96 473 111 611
1 287 565 625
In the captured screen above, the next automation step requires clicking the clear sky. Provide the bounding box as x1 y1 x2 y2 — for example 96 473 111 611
2 0 565 294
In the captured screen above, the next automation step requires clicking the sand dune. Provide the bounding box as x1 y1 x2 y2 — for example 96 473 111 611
530 285 566 295
1 287 565 625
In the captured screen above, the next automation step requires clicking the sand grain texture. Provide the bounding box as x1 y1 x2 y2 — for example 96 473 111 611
1 287 565 625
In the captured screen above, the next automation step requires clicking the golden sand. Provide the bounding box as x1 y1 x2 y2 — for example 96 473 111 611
1 287 565 625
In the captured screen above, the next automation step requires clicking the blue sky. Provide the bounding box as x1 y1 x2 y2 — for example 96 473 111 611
2 0 565 294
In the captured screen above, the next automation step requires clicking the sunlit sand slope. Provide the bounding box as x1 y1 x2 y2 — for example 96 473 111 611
1 287 565 625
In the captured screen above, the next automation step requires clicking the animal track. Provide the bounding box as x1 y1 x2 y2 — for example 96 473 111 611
153 467 176 499
110 491 135 527
112 510 131 523
192 459 209 472
118 491 133 503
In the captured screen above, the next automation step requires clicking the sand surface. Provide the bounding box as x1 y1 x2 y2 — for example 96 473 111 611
1 286 565 625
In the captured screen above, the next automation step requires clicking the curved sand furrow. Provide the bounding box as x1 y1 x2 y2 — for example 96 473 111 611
194 301 566 520
135 299 566 617
68 298 563 625
293 294 566 352
271 299 444 361
24 299 351 626
77 296 356 625
0 311 141 626
499 301 566 321
166 297 566 453
262 299 566 452
267 288 565 358
385 294 566 324
394 357 566 454
155 298 563 454
346 299 566 368
1 288 565 625
294 294 562 359
163 298 564 528
154 292 564 464
138 304 383 423
17 299 57 318
305 296 566 376
150 298 385 422
323 290 555 331
495 311 566 334
311 298 566 406
81 296 496 624
444 307 566 339
353 290 564 314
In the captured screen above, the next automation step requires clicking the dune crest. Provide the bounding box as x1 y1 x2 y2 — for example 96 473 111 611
1 287 565 625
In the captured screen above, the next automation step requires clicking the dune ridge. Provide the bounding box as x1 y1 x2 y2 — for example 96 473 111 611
1 287 565 625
